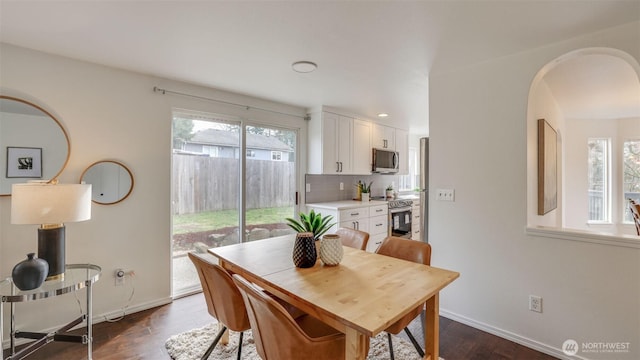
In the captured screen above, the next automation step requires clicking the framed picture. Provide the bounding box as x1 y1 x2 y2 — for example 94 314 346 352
537 119 557 215
6 147 43 178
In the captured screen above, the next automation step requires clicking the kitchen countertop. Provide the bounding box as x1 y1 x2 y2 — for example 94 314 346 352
306 200 389 210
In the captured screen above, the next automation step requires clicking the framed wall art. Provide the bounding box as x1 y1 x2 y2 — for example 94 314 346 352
537 119 557 215
6 147 43 178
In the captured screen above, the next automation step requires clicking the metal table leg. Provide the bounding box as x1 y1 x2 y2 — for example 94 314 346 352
86 279 93 360
9 303 15 356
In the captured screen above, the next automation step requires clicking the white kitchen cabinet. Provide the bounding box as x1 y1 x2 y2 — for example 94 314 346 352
307 201 389 253
320 112 352 174
308 108 407 176
368 203 390 252
352 119 372 174
338 206 370 231
411 201 421 241
395 128 409 175
308 111 371 175
372 123 395 150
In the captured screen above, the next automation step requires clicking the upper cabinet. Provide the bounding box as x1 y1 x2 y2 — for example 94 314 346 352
352 119 372 174
307 108 407 176
310 111 351 174
395 129 409 175
372 123 395 150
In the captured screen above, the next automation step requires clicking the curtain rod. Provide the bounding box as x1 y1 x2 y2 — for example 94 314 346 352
153 86 308 120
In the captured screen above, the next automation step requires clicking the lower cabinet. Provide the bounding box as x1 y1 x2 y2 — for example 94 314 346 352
411 201 421 241
366 213 389 253
307 202 389 253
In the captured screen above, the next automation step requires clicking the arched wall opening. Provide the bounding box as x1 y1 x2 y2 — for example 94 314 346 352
527 47 640 236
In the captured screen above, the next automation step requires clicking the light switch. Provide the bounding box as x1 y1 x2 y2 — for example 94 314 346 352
306 183 311 193
436 188 455 201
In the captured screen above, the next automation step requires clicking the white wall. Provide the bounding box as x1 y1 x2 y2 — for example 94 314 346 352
429 21 640 360
527 80 565 228
0 43 307 336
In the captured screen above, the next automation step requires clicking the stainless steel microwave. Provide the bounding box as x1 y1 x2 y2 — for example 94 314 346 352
372 148 399 173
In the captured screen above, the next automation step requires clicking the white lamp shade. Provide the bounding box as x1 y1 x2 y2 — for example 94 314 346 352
11 183 92 225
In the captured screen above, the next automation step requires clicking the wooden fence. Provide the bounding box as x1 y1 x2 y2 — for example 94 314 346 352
172 154 295 214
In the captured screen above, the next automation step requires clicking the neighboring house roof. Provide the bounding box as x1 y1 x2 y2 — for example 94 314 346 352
189 129 292 152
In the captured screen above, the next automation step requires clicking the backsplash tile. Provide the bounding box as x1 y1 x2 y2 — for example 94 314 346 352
305 174 400 204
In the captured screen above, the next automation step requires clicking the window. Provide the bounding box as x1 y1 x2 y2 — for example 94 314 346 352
271 151 282 161
587 138 610 223
399 147 418 191
623 139 640 222
246 149 256 158
202 145 218 157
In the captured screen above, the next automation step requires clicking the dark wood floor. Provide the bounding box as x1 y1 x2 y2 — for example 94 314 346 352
5 294 558 360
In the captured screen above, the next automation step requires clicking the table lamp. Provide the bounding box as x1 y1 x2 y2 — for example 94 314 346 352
11 181 92 281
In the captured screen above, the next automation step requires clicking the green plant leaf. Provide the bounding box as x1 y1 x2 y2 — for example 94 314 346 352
286 210 335 240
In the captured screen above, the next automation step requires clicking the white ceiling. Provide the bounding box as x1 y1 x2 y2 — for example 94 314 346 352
1 1 639 134
543 54 640 120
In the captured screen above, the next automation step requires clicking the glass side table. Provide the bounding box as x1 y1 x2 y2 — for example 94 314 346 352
0 264 101 360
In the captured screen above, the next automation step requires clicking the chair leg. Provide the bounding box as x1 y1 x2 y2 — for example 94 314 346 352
403 327 425 357
236 331 244 360
202 325 227 360
387 332 395 360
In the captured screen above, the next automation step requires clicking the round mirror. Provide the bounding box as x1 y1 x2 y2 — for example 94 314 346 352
80 160 134 205
0 96 70 195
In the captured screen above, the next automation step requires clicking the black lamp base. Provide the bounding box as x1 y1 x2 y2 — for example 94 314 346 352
38 226 65 280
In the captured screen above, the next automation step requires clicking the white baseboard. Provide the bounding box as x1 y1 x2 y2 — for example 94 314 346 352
95 297 173 324
2 296 173 350
439 308 590 360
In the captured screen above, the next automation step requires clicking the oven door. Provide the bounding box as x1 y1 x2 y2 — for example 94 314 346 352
390 207 412 238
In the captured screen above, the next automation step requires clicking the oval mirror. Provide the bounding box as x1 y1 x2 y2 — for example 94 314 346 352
80 160 134 205
0 96 70 195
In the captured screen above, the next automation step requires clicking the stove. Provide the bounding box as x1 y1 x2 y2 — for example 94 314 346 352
387 199 413 239
388 199 413 209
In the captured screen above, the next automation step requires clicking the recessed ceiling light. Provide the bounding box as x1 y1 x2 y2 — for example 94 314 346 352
292 61 317 73
377 113 389 118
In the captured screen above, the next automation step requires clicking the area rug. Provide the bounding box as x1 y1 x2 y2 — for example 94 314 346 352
166 322 435 360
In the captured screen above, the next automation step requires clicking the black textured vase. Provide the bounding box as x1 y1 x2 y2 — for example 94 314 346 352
292 232 317 268
12 253 49 291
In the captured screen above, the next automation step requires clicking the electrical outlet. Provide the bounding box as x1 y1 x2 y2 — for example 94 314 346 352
115 268 126 286
436 188 455 201
529 295 542 313
340 182 344 190
305 183 311 193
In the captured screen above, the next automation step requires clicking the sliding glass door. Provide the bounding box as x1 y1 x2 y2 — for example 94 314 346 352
171 112 298 296
244 125 297 241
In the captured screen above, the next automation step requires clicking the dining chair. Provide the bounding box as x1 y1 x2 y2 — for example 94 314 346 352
375 236 432 360
629 199 640 235
232 273 352 360
188 252 251 360
336 227 370 250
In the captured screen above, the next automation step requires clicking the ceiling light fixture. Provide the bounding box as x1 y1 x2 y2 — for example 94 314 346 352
292 61 317 73
377 113 389 118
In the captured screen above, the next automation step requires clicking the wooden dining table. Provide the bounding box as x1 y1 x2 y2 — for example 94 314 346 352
209 235 459 360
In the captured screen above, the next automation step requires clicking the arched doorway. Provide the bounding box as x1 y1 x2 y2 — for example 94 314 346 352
526 48 640 235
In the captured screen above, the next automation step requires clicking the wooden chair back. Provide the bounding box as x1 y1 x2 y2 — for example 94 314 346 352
232 274 346 360
188 252 250 332
336 227 370 250
375 236 431 336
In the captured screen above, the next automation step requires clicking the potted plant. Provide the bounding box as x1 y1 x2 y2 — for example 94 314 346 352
385 184 394 199
360 181 372 202
285 209 335 240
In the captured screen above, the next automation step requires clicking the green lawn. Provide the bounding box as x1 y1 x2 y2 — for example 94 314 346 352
173 206 294 234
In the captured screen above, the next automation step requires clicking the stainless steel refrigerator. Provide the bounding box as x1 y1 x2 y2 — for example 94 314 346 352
419 137 429 243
